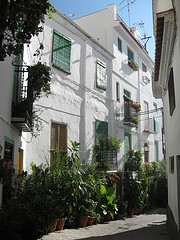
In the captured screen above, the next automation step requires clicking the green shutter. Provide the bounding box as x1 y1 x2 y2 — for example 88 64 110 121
127 47 134 61
52 31 71 74
155 120 159 133
95 120 108 144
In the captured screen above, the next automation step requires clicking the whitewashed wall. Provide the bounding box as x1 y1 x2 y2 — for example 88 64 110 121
22 12 113 172
0 56 21 168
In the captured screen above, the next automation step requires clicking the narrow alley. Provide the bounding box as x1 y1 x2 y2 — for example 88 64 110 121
41 209 170 240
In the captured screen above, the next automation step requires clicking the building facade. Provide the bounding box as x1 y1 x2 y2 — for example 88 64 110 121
152 0 180 238
74 4 164 167
21 9 114 172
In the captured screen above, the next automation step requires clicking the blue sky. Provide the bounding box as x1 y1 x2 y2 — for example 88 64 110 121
50 0 155 60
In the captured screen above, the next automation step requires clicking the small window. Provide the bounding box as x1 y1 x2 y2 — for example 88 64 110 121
50 122 67 165
96 60 106 90
127 47 134 61
168 67 175 116
116 82 120 102
123 89 131 101
52 30 71 74
142 63 147 72
170 156 174 173
118 38 122 52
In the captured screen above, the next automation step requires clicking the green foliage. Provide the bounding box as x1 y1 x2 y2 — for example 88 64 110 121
125 149 143 172
143 161 159 176
0 0 55 60
27 62 51 100
93 136 121 156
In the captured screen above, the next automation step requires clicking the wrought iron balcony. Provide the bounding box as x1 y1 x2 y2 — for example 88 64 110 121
124 101 140 127
11 65 33 132
143 118 155 133
128 59 139 71
96 150 118 171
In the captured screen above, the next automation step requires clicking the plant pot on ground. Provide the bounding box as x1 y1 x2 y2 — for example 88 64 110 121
49 219 58 232
56 218 65 230
79 215 89 227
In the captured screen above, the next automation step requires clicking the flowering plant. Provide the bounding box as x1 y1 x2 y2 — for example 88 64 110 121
107 173 120 187
0 159 15 183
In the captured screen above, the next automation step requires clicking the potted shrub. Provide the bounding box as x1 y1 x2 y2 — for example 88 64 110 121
27 61 51 100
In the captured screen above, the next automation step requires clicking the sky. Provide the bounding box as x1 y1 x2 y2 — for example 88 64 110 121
49 0 155 60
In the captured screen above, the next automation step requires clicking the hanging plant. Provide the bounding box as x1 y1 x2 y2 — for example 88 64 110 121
27 62 51 100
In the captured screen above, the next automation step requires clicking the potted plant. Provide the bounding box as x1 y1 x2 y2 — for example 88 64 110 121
27 61 51 100
128 59 139 71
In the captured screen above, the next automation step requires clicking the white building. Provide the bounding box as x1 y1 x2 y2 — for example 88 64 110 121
0 55 25 204
74 4 164 165
152 0 180 238
21 9 115 172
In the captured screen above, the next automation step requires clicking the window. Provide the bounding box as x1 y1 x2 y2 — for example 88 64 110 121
124 89 131 101
169 156 174 174
153 103 159 133
95 120 108 161
96 60 106 90
118 38 122 52
50 122 67 165
52 30 71 74
168 67 175 116
142 63 147 72
127 47 134 61
154 141 159 162
116 82 120 102
144 101 149 130
124 89 131 120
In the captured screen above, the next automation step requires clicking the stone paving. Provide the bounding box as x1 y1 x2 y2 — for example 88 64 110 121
40 209 171 240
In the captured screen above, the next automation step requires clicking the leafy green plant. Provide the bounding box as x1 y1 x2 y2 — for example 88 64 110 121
27 62 51 99
0 0 55 60
125 149 143 172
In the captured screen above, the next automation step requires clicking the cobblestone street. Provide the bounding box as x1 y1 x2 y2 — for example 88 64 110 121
41 209 171 240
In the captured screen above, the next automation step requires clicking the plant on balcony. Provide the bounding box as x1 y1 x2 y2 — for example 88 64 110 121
27 62 51 100
128 59 139 71
131 115 139 129
131 102 141 112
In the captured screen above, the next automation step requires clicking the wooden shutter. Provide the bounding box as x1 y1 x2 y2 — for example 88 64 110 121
50 122 67 165
52 31 71 73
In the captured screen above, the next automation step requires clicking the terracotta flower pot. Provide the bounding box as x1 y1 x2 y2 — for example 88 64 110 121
49 219 58 232
128 208 135 217
87 217 95 226
104 214 111 222
79 216 88 227
56 219 65 230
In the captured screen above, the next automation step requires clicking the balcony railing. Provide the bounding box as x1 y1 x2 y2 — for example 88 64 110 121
143 118 155 133
128 59 139 71
96 150 118 171
143 76 150 84
11 65 33 132
124 101 140 127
